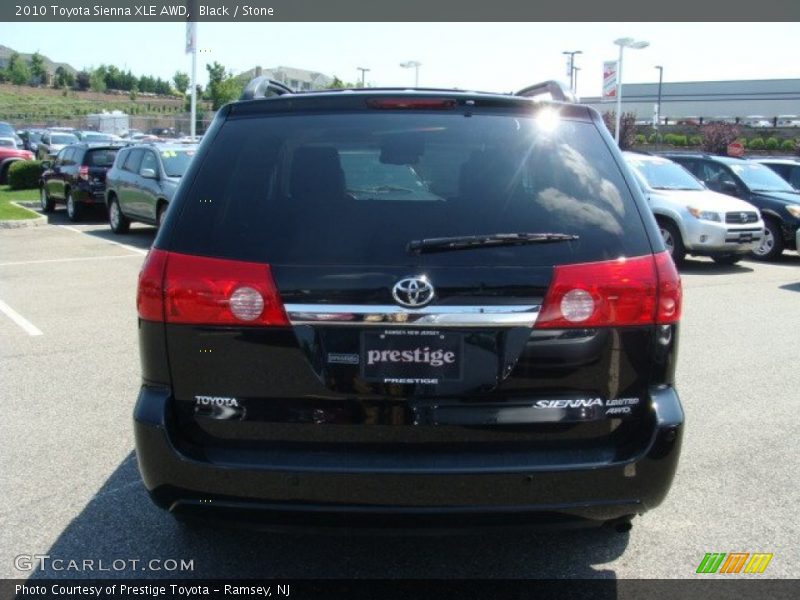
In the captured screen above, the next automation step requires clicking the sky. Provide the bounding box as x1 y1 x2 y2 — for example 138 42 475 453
0 22 798 97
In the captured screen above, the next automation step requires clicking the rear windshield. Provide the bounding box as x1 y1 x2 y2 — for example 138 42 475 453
51 134 78 144
85 148 118 167
169 111 650 266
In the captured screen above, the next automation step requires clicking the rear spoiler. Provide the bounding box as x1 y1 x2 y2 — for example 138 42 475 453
515 80 576 103
239 77 294 100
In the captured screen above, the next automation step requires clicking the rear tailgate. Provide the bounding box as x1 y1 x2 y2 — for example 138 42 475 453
154 101 670 458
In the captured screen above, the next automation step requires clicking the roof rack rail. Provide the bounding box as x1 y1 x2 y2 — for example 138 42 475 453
239 76 294 101
514 80 576 103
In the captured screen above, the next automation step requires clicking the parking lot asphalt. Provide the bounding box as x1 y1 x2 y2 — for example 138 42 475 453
1 207 799 580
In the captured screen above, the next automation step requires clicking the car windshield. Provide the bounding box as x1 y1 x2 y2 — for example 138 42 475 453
159 148 195 177
627 157 704 191
0 124 14 137
340 151 440 201
52 134 78 145
28 132 43 143
730 163 796 192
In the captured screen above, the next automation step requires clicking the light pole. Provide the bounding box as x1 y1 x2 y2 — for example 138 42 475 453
613 37 650 145
400 61 422 87
654 65 663 150
357 67 370 88
562 50 582 93
573 66 581 97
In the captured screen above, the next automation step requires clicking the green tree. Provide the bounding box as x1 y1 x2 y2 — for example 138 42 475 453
205 62 242 110
173 71 190 94
53 66 75 88
7 53 31 86
29 51 47 84
89 68 106 92
75 70 91 91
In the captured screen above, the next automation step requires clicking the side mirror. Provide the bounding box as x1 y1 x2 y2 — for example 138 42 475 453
140 167 157 179
41 161 51 170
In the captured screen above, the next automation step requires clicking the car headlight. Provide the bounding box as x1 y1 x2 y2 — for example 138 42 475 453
785 204 800 218
687 207 721 222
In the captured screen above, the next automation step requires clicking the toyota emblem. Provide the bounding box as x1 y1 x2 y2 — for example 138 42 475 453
392 277 435 308
740 212 748 222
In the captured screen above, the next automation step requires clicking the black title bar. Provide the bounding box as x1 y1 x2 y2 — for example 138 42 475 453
3 0 800 22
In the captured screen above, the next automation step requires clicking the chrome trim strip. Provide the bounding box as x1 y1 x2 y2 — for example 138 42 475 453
285 304 541 328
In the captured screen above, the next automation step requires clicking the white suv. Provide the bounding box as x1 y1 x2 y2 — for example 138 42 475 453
624 152 764 265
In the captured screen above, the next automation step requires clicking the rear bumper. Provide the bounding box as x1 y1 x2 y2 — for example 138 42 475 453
133 385 683 527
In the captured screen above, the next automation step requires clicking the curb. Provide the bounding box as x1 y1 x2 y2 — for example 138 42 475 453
0 201 47 229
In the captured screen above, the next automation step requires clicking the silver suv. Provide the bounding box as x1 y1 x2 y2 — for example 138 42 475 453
105 143 196 233
624 153 763 265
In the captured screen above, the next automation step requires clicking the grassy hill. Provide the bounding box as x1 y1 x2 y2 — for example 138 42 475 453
0 83 211 123
0 44 76 75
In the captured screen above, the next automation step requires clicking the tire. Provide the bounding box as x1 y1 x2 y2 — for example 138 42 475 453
751 218 784 261
40 186 55 213
65 189 82 222
108 196 130 234
657 220 685 265
712 255 742 266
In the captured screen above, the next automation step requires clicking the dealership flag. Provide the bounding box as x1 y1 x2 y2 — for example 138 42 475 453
602 60 618 102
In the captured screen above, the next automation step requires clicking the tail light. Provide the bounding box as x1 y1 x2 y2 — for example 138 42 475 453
535 252 681 329
78 165 89 180
137 249 289 326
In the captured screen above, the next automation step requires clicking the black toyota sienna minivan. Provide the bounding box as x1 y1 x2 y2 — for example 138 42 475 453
134 79 683 530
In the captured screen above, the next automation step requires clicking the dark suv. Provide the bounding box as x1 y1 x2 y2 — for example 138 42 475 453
663 153 800 260
39 143 123 221
134 79 683 531
106 143 196 232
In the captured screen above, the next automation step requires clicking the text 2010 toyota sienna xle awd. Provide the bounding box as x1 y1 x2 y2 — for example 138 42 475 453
134 79 683 531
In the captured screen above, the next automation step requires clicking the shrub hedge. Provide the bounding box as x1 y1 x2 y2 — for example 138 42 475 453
7 160 44 190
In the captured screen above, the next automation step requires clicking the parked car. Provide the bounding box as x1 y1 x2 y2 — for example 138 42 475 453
753 158 800 190
133 79 684 531
18 129 46 154
36 131 79 160
776 115 800 128
105 143 196 232
75 131 120 143
743 116 772 129
664 152 800 260
0 145 35 184
624 152 763 265
39 143 123 221
0 137 17 149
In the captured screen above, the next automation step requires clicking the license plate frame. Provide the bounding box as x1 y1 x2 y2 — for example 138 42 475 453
360 329 464 384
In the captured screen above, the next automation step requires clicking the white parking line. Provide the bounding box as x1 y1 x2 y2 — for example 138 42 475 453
0 298 43 336
0 254 143 267
57 224 148 255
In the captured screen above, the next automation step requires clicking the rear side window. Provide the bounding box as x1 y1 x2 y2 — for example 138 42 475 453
169 111 651 266
85 148 118 167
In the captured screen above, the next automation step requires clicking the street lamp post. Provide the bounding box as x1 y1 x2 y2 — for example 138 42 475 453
400 61 422 87
562 50 582 93
357 67 370 88
573 66 581 97
654 65 663 150
613 37 650 145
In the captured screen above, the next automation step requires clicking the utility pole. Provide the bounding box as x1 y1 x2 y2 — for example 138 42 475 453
562 50 582 93
357 67 370 88
655 65 663 151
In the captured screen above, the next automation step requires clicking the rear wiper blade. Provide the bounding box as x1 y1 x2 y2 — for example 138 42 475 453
407 232 579 254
